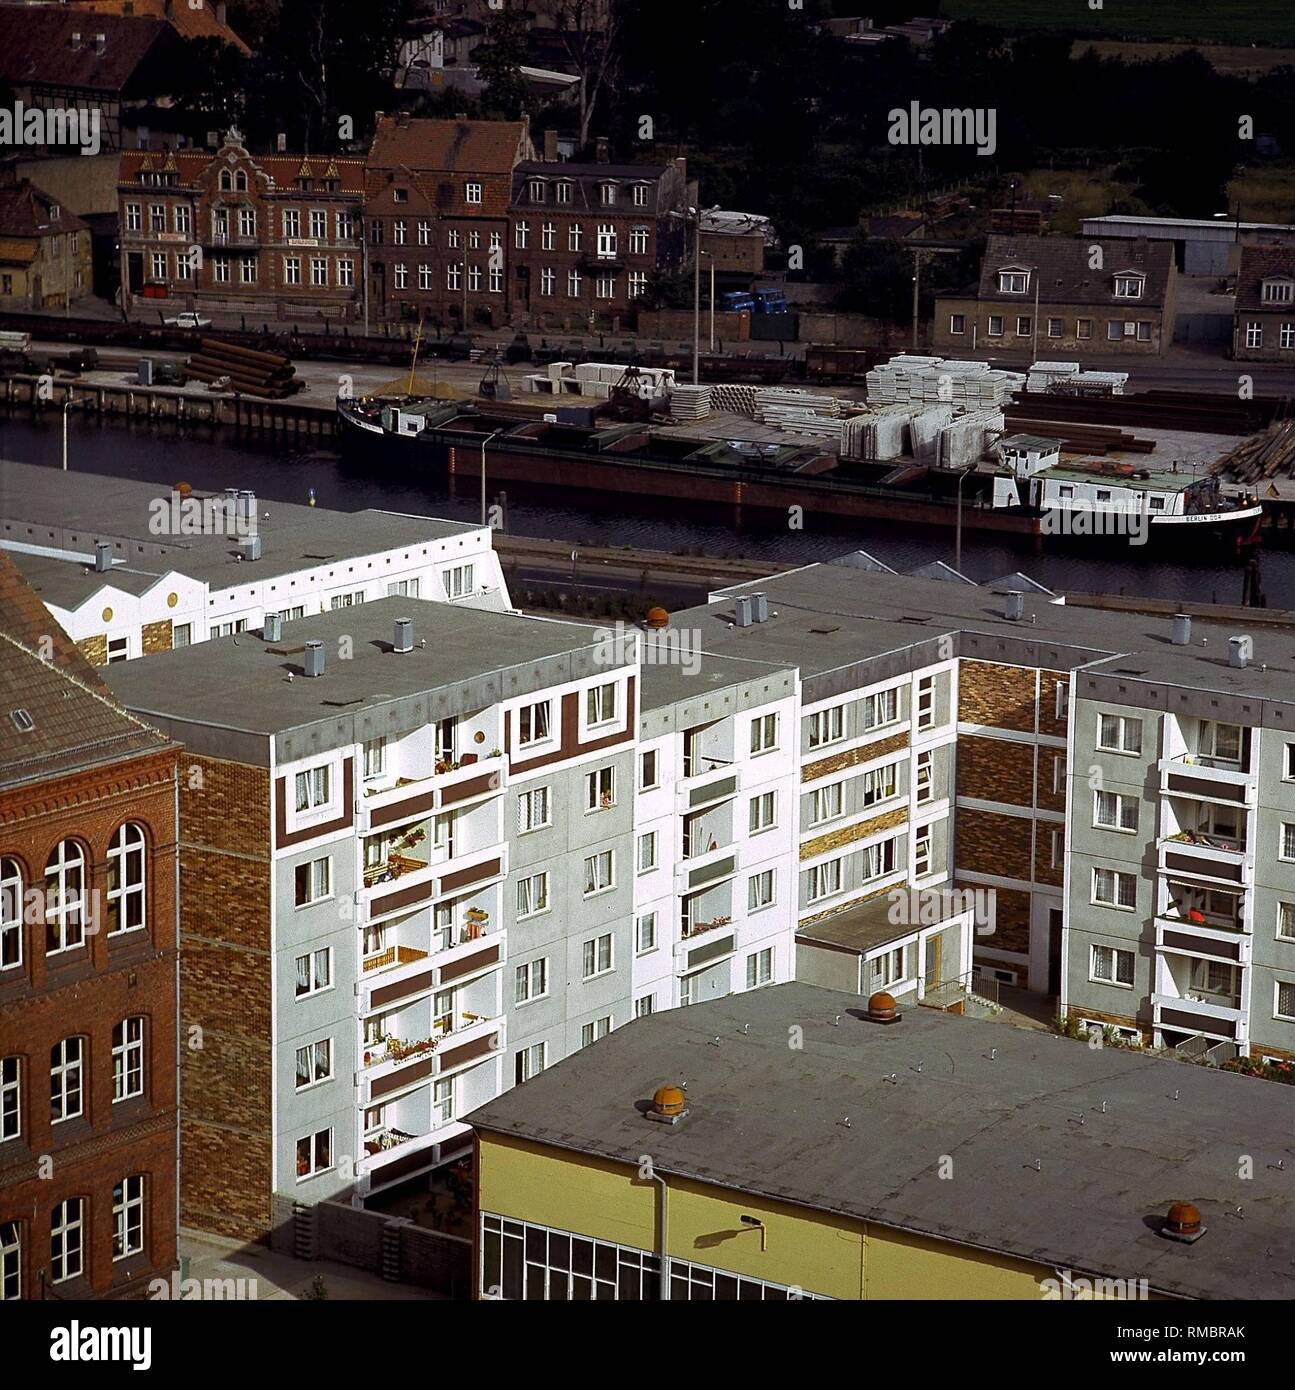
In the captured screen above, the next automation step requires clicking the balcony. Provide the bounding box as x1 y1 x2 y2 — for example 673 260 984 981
1158 754 1255 805
676 762 741 814
1152 992 1247 1043
1156 832 1249 888
675 843 739 895
1154 917 1250 966
357 754 506 834
361 1015 504 1105
356 1121 471 1188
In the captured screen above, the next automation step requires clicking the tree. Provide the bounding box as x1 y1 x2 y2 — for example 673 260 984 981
476 10 531 120
554 0 626 149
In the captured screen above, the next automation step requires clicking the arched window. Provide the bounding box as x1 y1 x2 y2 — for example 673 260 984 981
219 168 233 191
106 823 146 935
235 169 248 192
44 841 85 955
0 857 20 970
112 1017 145 1102
50 1037 84 1123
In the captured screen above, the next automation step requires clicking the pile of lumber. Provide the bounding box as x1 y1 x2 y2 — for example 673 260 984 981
1212 421 1295 483
185 338 300 398
1005 415 1155 455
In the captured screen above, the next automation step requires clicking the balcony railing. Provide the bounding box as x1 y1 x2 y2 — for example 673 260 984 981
362 945 430 974
1158 755 1255 805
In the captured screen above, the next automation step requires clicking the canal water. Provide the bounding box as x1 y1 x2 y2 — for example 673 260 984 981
0 412 1287 609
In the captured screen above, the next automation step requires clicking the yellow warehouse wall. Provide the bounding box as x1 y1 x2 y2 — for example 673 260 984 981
477 1133 1066 1300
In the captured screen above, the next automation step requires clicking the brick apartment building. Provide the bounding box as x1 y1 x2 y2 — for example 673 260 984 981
365 114 535 328
507 145 688 326
1233 244 1295 361
118 130 365 322
0 553 179 1300
934 234 1178 357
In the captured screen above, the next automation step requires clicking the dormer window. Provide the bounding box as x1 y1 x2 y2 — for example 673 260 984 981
528 179 546 202
1262 278 1294 304
1113 274 1144 299
556 180 572 205
632 184 649 207
998 268 1030 294
599 183 617 206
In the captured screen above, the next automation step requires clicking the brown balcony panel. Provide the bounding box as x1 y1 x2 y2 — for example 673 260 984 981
371 968 437 1009
439 1031 498 1072
440 943 499 984
440 772 501 807
440 856 502 894
1165 773 1247 803
370 878 435 916
1159 1007 1237 1040
371 1056 436 1099
1163 850 1244 884
1161 930 1243 961
374 1143 438 1184
370 789 438 829
438 1132 472 1161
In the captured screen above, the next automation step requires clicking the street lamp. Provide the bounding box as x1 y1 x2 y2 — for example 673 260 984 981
481 428 502 528
954 465 975 574
61 392 76 471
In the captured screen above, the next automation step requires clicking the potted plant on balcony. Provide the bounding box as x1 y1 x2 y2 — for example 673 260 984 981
464 906 489 941
489 748 502 759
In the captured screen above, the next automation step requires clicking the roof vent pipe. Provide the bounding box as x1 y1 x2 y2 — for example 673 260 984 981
734 595 753 628
262 612 282 642
1005 591 1024 622
93 541 113 572
393 618 414 654
1229 635 1252 670
303 640 325 677
1171 614 1191 646
752 592 769 623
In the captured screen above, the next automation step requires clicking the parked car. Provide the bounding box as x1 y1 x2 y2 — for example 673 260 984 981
164 312 212 329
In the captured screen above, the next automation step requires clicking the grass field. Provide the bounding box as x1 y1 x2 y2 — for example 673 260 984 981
940 1 1295 48
1075 39 1295 75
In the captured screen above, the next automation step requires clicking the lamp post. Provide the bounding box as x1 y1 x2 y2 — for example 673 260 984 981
61 392 75 471
954 465 975 574
480 428 502 528
692 204 701 385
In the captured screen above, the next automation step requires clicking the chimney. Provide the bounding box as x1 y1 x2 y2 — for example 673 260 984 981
238 489 257 523
303 640 325 678
595 136 610 164
543 128 559 163
1171 613 1192 646
752 592 769 623
734 595 753 628
93 541 113 572
263 612 283 642
1229 635 1253 670
224 486 239 513
393 617 414 653
1005 591 1025 622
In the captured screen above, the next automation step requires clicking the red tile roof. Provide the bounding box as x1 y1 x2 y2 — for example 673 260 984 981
0 8 176 91
118 147 366 195
1235 244 1295 313
367 116 533 175
0 180 89 241
65 0 252 56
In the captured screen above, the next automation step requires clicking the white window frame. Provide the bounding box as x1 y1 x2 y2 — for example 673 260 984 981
745 947 773 989
0 857 21 970
582 932 614 979
517 786 552 833
586 681 618 728
295 1128 333 1182
44 840 86 955
294 856 331 908
585 766 616 812
637 832 657 874
750 713 778 754
748 791 776 834
0 1056 19 1143
294 1038 333 1091
747 870 775 914
1092 867 1137 911
636 912 657 955
112 1017 145 1103
1093 790 1138 833
51 1198 83 1283
295 947 332 998
516 871 550 920
1097 713 1142 755
1090 943 1135 987
518 700 554 749
806 705 845 749
582 852 615 899
806 858 843 904
50 1037 84 1124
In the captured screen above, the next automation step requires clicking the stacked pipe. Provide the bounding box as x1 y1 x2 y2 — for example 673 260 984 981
185 338 301 399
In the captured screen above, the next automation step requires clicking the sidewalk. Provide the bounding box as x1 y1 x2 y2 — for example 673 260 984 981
176 1229 440 1301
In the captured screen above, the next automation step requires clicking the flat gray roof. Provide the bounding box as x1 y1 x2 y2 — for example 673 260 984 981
686 558 1295 706
796 880 961 954
467 982 1295 1300
0 459 479 600
638 643 787 713
102 597 622 737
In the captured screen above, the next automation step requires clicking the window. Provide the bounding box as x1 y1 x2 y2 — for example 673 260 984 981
582 932 613 978
807 705 845 748
443 563 474 599
748 791 776 833
370 219 384 245
600 183 618 206
914 824 932 877
515 221 529 249
1047 317 1063 338
50 1038 83 1123
363 737 386 781
586 766 615 811
569 223 583 251
597 223 617 258
0 857 21 969
556 181 572 205
1277 981 1295 1022
748 870 774 913
1279 903 1295 942
746 948 773 989
51 1199 83 1283
917 676 935 730
1097 713 1142 755
517 872 549 919
149 203 165 233
447 263 462 291
294 764 331 812
515 958 548 1005
515 1043 546 1084
240 254 258 284
1114 275 1144 299
636 912 657 954
1107 320 1124 341
809 782 844 826
630 226 649 254
466 182 483 204
587 682 617 726
1092 868 1137 910
637 832 657 874
1094 791 1138 833
529 179 546 203
640 750 659 790
861 837 898 882
518 701 552 747
106 635 129 664
540 266 555 297
106 822 146 935
635 994 655 1018
295 1128 333 1180
311 256 328 287
862 688 900 730
112 1175 147 1261
916 749 933 804
310 209 327 240
1053 755 1067 793
750 713 778 754
294 948 331 998
806 858 842 903
1076 317 1092 340
568 269 582 298
629 271 648 299
294 857 330 907
112 1018 144 1103
861 762 898 808
541 221 557 252
871 946 905 989
432 1077 454 1125
1016 316 1032 337
394 262 409 290
998 270 1029 293
518 786 552 833
447 228 460 249
633 184 649 207
949 313 965 335
1136 322 1152 342
1 1057 19 1142
1283 323 1295 351
581 1017 612 1048
294 1039 332 1090
1282 823 1295 862
0 1221 17 1300
283 209 301 238
583 853 614 898
1090 944 1133 986
44 840 85 954
1263 279 1295 304
125 202 141 231
1051 829 1064 870
987 315 1003 337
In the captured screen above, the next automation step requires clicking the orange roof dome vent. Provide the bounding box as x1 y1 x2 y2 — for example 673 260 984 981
865 991 901 1024
647 1084 690 1125
1162 1201 1206 1244
646 606 669 630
